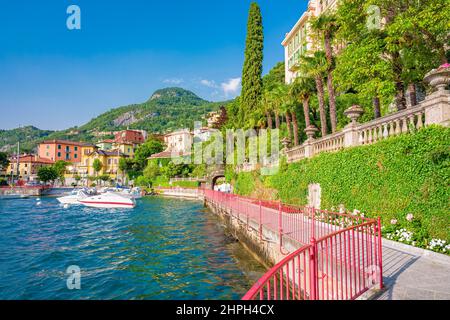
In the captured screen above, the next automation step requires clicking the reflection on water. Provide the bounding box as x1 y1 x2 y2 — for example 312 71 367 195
0 196 265 299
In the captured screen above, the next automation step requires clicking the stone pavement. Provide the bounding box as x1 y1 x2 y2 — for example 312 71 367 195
373 240 450 300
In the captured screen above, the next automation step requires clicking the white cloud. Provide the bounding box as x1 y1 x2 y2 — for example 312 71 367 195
163 78 184 85
221 78 241 96
200 79 218 88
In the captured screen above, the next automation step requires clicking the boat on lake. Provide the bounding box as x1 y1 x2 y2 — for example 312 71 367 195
56 189 90 205
98 187 143 199
79 192 136 209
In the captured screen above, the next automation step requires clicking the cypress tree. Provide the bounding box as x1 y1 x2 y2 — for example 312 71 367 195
240 2 264 128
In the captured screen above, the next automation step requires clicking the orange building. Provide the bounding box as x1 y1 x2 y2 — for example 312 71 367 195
38 140 83 163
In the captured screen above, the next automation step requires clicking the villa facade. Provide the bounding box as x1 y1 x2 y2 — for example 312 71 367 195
7 154 54 182
282 0 339 84
149 129 193 160
96 129 145 157
38 140 83 163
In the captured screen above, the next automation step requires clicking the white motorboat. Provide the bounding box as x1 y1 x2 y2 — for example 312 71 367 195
79 192 136 209
98 187 142 199
119 187 143 199
56 189 89 205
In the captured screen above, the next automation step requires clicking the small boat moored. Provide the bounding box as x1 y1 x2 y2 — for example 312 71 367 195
79 192 136 209
56 189 91 205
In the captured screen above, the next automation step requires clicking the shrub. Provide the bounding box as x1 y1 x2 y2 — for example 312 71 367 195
266 126 449 241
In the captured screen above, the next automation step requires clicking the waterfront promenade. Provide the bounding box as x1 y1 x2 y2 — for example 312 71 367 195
158 188 450 300
375 240 450 300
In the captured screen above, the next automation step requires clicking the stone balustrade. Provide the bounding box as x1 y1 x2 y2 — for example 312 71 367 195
286 145 306 162
313 131 345 154
358 104 425 146
285 65 450 163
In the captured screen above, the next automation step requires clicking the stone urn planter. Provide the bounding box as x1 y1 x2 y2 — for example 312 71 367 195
424 63 450 92
281 137 291 149
344 105 364 125
304 125 319 140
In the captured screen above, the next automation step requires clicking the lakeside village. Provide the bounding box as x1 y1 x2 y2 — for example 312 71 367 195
0 107 227 190
0 0 449 300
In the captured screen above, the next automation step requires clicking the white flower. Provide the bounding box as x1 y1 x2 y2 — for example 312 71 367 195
390 219 398 225
406 213 414 222
352 209 360 216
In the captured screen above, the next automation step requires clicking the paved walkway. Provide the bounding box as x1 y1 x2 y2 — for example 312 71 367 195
374 240 450 300
205 193 450 300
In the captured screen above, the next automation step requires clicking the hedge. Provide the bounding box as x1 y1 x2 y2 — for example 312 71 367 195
265 126 449 241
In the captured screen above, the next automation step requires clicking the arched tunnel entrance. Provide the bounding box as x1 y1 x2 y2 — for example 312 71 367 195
211 175 226 190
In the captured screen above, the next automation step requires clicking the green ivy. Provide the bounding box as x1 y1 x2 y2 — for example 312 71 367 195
261 126 449 241
234 172 256 196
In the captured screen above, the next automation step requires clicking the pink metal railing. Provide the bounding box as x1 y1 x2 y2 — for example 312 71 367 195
202 189 383 300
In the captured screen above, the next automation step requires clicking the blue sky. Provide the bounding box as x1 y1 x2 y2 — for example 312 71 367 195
0 0 308 130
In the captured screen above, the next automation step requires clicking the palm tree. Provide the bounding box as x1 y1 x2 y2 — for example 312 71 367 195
296 51 329 137
262 89 273 129
270 84 287 129
290 107 299 146
290 76 316 129
311 14 339 133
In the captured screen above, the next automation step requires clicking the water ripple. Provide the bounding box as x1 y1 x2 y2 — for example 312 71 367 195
0 196 265 299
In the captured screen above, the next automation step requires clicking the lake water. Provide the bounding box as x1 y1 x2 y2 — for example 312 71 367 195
0 196 265 299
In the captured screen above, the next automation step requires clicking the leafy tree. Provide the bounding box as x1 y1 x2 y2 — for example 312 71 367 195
382 0 449 106
240 2 264 128
143 161 160 181
118 157 128 183
135 175 153 188
53 160 68 183
92 159 103 178
160 162 193 179
334 34 395 119
99 174 111 185
336 0 449 112
133 137 164 169
0 152 9 171
37 166 58 184
191 163 207 178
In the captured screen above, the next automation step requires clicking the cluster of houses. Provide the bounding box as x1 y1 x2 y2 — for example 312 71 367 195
6 129 147 185
4 108 226 186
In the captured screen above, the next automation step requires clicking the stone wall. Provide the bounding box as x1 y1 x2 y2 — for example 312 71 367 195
204 198 301 268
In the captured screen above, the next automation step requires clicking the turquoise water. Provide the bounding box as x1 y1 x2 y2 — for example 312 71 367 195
0 196 265 299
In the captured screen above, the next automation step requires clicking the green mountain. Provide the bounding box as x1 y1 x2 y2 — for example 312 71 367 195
79 87 220 133
0 88 228 154
0 126 54 154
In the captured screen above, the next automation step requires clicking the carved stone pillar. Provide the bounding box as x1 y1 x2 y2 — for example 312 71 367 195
303 125 318 158
423 64 450 127
343 105 364 147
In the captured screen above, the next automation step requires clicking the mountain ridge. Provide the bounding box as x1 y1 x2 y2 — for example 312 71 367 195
0 87 230 154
